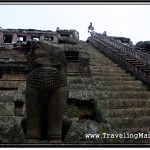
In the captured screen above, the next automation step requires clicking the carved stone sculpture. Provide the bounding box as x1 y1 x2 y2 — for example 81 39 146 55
25 40 67 143
21 116 73 142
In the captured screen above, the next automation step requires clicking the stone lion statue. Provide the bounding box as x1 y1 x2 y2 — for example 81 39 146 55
25 40 67 143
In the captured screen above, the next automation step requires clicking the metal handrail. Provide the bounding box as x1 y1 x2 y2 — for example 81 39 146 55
87 35 150 87
93 33 150 66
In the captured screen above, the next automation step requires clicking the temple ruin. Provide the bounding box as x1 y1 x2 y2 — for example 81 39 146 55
0 27 79 43
0 27 150 145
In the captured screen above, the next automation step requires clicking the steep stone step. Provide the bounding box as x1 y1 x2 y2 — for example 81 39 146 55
90 63 118 66
95 80 142 86
94 91 150 99
95 85 147 91
92 76 135 81
68 84 147 91
91 72 132 77
105 117 150 129
67 77 93 84
90 65 119 68
90 55 111 58
90 59 120 64
96 99 150 109
90 56 110 59
91 66 123 71
68 84 93 90
90 60 115 64
85 39 150 144
100 108 150 118
68 90 94 100
68 90 150 101
90 56 115 59
91 69 127 73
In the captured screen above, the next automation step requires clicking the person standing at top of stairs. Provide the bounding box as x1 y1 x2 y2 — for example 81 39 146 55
88 22 95 36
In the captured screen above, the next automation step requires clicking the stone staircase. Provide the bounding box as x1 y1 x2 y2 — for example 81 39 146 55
89 45 150 143
66 42 150 144
2 39 150 144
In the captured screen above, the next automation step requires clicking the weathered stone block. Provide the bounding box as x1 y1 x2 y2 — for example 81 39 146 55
0 102 14 116
0 90 17 102
58 37 77 44
68 90 94 100
0 116 25 144
64 120 102 143
79 58 91 77
67 62 79 73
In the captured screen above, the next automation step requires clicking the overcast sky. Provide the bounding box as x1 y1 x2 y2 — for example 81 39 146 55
0 4 150 44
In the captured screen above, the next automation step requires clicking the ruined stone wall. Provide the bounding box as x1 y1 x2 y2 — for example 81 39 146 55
0 28 58 43
0 28 79 44
0 32 93 143
0 46 27 143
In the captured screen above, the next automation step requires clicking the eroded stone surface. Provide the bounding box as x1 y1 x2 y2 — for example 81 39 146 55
64 120 112 144
0 116 25 144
